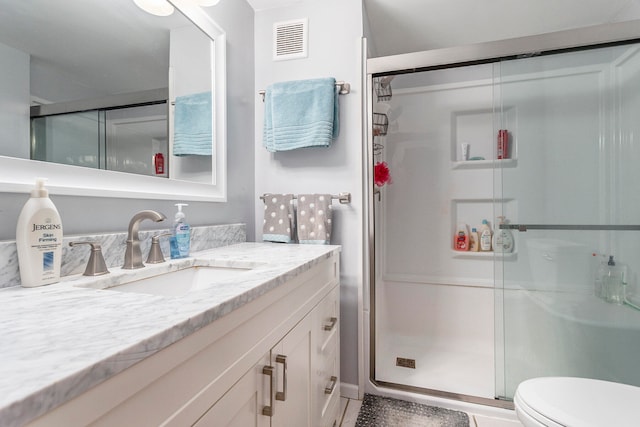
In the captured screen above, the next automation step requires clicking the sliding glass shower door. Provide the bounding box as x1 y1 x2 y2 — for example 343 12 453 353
495 42 640 399
372 63 501 404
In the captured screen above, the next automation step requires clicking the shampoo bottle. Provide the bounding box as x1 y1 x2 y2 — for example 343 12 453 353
492 216 514 253
453 223 470 251
469 228 480 252
16 178 63 287
479 219 492 252
170 203 190 259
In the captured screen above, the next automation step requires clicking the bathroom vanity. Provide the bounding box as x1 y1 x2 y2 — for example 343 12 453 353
0 243 341 427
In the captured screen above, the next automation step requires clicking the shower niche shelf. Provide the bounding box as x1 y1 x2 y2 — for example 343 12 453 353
452 159 517 170
451 105 517 164
451 198 518 259
451 250 517 260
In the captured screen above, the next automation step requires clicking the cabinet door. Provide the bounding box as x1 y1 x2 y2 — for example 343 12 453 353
194 352 270 427
271 314 313 427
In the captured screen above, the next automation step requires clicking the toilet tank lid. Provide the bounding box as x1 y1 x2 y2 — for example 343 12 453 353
515 377 640 427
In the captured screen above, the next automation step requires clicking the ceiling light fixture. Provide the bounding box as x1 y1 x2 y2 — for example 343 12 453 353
133 0 175 16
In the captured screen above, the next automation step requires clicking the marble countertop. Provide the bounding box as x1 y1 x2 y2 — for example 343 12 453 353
0 242 340 427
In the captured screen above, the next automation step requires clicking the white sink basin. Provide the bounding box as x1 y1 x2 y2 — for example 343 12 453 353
106 265 255 296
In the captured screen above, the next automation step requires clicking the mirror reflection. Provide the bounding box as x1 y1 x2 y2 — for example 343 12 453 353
0 0 214 180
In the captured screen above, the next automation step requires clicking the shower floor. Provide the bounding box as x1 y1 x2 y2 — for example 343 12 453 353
376 334 495 399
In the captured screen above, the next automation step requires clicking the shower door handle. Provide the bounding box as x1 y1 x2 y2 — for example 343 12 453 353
500 224 640 232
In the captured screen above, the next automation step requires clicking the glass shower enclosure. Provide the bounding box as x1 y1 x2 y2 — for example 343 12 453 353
495 42 640 399
369 35 640 405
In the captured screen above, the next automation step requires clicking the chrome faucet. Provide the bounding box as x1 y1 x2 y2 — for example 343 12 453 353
122 210 166 269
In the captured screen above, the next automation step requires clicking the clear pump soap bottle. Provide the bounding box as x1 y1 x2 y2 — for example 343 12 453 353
170 203 190 259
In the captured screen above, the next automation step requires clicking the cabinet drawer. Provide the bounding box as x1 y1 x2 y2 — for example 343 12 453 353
316 286 339 350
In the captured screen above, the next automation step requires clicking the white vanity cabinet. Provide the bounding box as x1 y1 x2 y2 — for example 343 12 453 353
195 284 341 427
26 253 340 427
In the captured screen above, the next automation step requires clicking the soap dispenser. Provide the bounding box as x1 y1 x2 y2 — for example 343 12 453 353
170 203 190 259
604 255 625 305
453 223 470 251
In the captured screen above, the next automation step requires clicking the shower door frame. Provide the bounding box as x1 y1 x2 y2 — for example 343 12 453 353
364 19 640 408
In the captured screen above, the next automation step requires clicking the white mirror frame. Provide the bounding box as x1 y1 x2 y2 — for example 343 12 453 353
0 0 227 202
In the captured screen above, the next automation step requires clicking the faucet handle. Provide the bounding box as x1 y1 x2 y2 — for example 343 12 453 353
146 232 172 264
69 241 110 276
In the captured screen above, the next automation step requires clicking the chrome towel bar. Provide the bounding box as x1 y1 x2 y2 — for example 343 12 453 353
260 192 351 205
258 81 351 102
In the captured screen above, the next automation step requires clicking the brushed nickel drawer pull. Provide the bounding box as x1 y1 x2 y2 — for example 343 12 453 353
276 354 287 401
262 365 275 417
325 375 338 395
324 317 338 331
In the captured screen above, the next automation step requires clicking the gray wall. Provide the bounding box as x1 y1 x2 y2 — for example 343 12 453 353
253 0 364 391
0 1 255 241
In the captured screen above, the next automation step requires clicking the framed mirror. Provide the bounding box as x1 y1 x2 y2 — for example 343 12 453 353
0 0 226 201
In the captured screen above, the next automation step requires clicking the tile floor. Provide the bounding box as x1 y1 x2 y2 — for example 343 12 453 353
338 397 524 427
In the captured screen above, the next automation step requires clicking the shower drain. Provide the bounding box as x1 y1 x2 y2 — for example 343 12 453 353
396 357 416 369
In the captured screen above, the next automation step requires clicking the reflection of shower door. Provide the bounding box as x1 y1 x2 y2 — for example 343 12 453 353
496 42 640 399
105 104 168 177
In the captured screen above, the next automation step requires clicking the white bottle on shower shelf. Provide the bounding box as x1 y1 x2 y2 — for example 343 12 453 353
492 216 514 253
479 219 492 252
469 228 480 252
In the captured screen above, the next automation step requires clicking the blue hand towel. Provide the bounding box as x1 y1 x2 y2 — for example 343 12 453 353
173 91 212 156
263 78 339 152
262 194 295 243
296 194 332 244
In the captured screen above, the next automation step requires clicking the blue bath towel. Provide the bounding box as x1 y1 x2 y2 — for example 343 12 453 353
263 78 339 152
173 91 212 156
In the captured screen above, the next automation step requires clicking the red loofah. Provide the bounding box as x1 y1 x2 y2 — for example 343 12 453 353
374 161 391 187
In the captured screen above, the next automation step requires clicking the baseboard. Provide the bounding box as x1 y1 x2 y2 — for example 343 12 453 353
341 382 360 400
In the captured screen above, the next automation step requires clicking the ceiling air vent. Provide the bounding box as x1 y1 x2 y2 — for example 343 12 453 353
273 18 308 61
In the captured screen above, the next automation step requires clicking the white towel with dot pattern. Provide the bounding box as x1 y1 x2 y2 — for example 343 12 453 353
296 194 332 244
262 194 295 243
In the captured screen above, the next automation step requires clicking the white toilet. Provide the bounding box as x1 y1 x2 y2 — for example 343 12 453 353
514 377 640 427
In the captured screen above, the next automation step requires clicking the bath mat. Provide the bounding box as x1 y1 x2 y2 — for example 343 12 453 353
355 394 470 427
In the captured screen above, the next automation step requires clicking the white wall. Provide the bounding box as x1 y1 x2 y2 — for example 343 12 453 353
0 0 256 241
253 0 364 389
